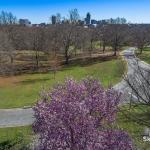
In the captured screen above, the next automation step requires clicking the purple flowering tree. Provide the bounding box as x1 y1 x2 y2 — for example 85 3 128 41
33 78 133 150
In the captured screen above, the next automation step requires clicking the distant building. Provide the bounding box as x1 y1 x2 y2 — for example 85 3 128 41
32 24 39 27
91 19 97 25
39 23 46 27
19 19 31 27
51 15 56 25
85 12 91 25
77 20 84 26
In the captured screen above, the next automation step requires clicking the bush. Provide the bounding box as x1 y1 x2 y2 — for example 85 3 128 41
33 77 133 150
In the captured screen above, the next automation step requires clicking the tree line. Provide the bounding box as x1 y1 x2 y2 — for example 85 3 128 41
0 11 150 74
0 24 150 58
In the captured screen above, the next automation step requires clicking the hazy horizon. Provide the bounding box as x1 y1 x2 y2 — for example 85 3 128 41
0 0 150 24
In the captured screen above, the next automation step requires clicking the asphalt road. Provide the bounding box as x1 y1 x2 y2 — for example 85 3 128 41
114 47 150 103
0 108 34 128
0 47 149 128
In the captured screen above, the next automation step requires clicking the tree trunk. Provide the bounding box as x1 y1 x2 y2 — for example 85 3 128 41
65 48 69 65
114 46 117 56
35 50 39 69
10 56 13 64
102 43 105 53
70 127 75 150
140 48 143 54
90 40 93 57
99 40 102 49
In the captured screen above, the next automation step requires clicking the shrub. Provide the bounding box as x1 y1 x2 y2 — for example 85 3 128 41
33 77 133 150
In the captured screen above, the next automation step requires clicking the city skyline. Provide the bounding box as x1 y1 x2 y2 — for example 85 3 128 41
0 0 150 24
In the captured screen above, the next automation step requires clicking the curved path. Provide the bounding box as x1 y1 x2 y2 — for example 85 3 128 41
114 47 150 102
0 47 149 128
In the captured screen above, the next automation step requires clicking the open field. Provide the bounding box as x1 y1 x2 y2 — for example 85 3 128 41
137 47 150 64
0 58 125 108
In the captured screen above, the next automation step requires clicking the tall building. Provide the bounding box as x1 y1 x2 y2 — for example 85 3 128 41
51 15 56 25
19 19 31 26
85 12 91 25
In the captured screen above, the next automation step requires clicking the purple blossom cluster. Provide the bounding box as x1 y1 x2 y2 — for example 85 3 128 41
33 77 133 150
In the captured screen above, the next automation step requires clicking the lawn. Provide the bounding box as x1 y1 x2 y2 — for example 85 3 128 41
0 58 125 109
0 126 32 150
137 47 150 64
117 104 150 150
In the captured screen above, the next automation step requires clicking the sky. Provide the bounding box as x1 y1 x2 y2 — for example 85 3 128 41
0 0 150 24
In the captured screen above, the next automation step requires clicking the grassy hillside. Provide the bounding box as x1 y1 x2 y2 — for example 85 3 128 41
0 58 125 108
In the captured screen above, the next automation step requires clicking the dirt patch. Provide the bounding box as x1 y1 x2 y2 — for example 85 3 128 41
0 76 20 87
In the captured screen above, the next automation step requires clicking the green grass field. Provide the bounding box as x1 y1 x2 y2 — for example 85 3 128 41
117 104 150 150
137 47 150 64
0 126 32 150
0 59 125 109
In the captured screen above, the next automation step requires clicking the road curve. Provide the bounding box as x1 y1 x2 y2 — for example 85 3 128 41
0 47 149 128
114 47 150 103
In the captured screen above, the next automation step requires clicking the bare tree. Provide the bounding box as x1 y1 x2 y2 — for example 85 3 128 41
0 30 15 64
56 13 61 24
0 11 17 25
45 25 61 56
107 24 128 56
120 59 150 128
72 27 90 56
131 25 150 54
59 24 74 64
29 27 46 69
0 30 15 75
87 28 98 56
97 25 109 53
69 9 80 23
125 60 150 105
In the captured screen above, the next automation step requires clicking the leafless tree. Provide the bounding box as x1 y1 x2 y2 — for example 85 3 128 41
0 30 15 64
131 25 150 54
59 24 75 64
107 24 128 56
120 58 150 128
87 28 98 56
45 25 61 56
125 60 150 105
0 11 17 25
0 29 15 75
29 27 46 69
72 27 90 56
69 9 80 23
97 25 109 53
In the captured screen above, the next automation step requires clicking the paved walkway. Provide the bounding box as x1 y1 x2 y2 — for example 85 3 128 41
114 47 150 103
0 47 149 128
0 108 34 128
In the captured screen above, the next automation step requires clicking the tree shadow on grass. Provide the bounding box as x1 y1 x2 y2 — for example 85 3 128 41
0 137 30 150
0 139 20 150
120 105 150 127
0 140 12 150
61 55 118 72
15 78 50 85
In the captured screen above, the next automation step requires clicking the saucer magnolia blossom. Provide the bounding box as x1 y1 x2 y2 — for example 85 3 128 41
33 78 133 150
